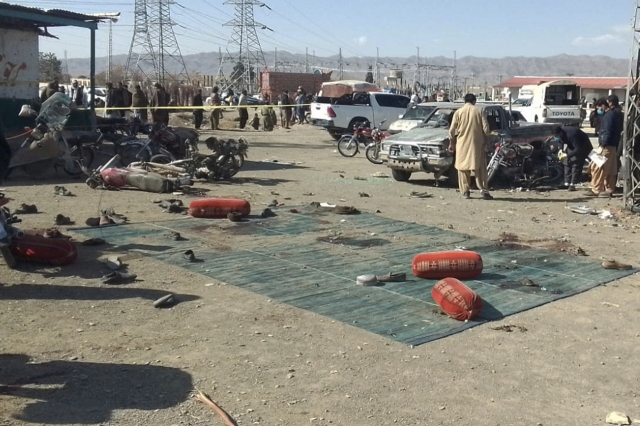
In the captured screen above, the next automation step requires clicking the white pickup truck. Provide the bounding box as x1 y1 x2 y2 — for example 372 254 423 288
310 92 411 140
510 80 583 126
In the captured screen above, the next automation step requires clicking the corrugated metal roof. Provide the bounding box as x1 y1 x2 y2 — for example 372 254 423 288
494 76 628 90
0 2 102 30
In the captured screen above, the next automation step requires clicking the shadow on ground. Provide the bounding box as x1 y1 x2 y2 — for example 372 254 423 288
0 354 192 424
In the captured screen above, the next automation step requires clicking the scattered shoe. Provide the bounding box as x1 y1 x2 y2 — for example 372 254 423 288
334 206 359 215
261 208 277 218
81 238 105 246
602 260 632 270
359 192 371 198
227 212 242 222
183 250 197 262
85 217 100 227
482 192 494 200
54 214 73 226
153 294 176 308
356 274 379 287
167 231 184 241
166 203 183 213
101 271 137 284
375 272 407 282
99 215 113 226
53 186 73 196
267 199 278 207
463 192 471 199
567 185 576 192
409 191 432 198
14 203 37 214
42 228 66 239
108 213 128 224
105 256 122 271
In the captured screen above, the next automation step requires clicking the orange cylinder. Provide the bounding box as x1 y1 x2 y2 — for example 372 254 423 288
412 250 483 279
10 234 78 266
189 198 251 218
432 277 482 321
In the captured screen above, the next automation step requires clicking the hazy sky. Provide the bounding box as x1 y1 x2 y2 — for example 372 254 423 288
23 0 634 60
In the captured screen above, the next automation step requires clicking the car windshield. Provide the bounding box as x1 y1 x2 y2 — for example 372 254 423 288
402 105 436 120
422 108 456 128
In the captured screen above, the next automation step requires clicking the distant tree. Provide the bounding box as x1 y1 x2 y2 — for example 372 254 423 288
39 52 63 82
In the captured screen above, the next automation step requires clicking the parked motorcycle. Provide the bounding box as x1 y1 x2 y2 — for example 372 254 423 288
337 121 372 157
12 93 92 177
487 134 564 188
364 120 390 164
0 195 24 268
117 123 199 166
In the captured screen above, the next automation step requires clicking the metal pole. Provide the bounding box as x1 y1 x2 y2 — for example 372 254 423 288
305 47 309 73
107 20 113 82
90 29 96 126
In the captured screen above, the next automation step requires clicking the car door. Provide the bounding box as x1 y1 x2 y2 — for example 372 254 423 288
373 94 411 130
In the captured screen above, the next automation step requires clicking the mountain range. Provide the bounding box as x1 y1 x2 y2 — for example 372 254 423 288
62 51 629 84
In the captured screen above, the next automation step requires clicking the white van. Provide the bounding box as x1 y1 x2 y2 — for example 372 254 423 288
511 80 583 126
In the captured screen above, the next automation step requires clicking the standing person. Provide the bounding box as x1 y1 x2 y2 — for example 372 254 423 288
208 86 221 130
238 89 248 129
150 82 168 125
590 98 605 135
70 80 86 107
112 82 126 117
122 84 133 119
131 85 149 122
105 82 116 118
296 88 306 124
608 94 625 166
552 125 592 191
40 80 59 103
586 97 623 197
282 90 292 129
192 88 204 130
447 93 493 200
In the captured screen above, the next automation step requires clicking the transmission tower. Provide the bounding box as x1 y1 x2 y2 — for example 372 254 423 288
216 0 270 94
125 0 189 85
623 0 640 208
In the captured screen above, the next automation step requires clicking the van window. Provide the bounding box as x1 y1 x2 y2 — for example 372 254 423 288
375 94 409 108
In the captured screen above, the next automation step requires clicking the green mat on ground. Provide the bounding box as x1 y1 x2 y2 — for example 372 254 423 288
71 207 636 346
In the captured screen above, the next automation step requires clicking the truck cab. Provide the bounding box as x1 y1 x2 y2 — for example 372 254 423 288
511 80 582 126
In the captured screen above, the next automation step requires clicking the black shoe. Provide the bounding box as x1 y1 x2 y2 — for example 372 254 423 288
462 192 470 199
482 192 494 200
183 250 196 262
568 185 576 192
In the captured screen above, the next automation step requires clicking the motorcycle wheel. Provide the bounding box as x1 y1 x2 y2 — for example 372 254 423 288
120 143 150 166
337 136 359 157
487 158 500 184
543 163 564 185
63 146 95 177
149 154 173 164
1 246 16 269
365 144 383 164
226 155 243 177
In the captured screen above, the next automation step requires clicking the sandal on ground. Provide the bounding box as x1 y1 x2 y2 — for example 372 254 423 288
375 272 407 282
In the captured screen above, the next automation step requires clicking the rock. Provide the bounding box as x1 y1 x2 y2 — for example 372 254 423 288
606 412 630 425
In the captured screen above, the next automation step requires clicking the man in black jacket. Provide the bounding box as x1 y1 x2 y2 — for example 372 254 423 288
553 125 592 191
192 88 204 129
586 96 623 197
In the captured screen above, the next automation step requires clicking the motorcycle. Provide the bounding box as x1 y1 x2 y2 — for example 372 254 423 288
117 123 199 166
0 195 24 269
487 134 564 188
12 93 92 177
364 120 390 165
337 121 372 157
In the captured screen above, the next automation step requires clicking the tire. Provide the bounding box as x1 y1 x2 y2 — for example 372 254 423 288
120 142 150 166
391 169 412 182
365 144 383 164
544 163 564 185
1 246 16 269
227 155 242 177
63 145 94 177
149 154 172 164
487 160 500 184
348 118 368 133
337 136 359 157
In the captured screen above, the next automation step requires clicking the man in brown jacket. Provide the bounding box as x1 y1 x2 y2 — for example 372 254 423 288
131 85 149 122
151 83 168 124
448 93 493 200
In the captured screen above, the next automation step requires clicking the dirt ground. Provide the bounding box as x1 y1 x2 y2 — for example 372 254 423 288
2 112 640 426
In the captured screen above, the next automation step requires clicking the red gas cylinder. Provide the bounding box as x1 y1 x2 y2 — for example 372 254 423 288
432 277 483 321
189 198 251 218
10 234 78 266
101 168 129 187
412 250 483 279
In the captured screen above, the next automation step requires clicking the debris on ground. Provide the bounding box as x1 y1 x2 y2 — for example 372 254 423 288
100 271 137 284
194 388 238 426
53 186 74 196
54 214 73 226
568 205 597 215
153 294 176 308
353 176 367 181
41 228 71 239
599 210 615 220
227 212 242 222
602 260 633 270
334 206 360 215
491 325 528 332
359 192 370 197
408 191 432 198
105 256 122 271
371 172 389 178
81 238 106 246
605 411 630 425
261 208 276 218
166 231 184 241
520 278 538 287
14 203 37 214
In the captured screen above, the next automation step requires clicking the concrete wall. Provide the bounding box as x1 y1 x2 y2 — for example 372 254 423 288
0 28 39 99
260 71 332 103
